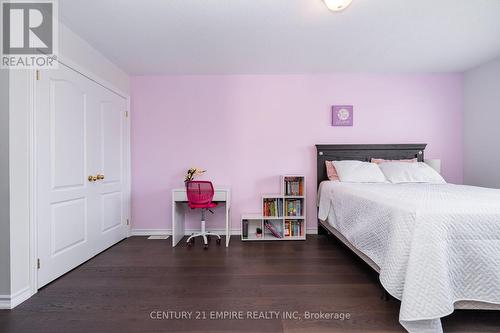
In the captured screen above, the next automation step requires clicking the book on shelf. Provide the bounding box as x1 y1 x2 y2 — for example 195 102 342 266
285 199 302 217
284 177 303 196
264 220 283 238
242 220 249 239
285 219 304 237
263 198 283 217
242 175 306 242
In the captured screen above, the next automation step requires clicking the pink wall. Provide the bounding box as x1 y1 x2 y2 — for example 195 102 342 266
131 74 463 231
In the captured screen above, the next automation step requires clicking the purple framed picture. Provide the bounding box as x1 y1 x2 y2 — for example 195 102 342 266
332 105 353 126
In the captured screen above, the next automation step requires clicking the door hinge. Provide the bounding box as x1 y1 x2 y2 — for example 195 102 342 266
126 218 130 225
36 70 40 81
125 111 128 118
37 258 40 269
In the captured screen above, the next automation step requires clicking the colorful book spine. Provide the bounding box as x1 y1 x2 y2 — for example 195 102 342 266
284 220 303 237
264 199 284 217
285 199 302 217
284 177 303 196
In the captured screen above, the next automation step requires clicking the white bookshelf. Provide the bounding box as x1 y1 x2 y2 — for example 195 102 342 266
241 175 306 241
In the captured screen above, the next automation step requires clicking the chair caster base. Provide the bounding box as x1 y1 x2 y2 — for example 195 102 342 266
186 233 221 249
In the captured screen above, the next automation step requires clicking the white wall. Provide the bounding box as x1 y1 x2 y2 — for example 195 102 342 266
0 69 10 299
463 56 500 188
8 70 32 303
59 24 130 94
5 22 130 308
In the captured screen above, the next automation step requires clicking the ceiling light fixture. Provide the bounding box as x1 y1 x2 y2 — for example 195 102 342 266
323 0 353 12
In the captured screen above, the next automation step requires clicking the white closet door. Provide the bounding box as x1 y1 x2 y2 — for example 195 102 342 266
93 87 128 253
36 65 128 288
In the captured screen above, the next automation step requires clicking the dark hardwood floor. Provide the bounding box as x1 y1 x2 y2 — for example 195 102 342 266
0 235 499 333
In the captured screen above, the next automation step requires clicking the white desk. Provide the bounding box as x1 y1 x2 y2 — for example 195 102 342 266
171 187 231 247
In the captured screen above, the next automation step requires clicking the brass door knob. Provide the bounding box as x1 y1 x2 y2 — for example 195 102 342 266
96 174 105 180
88 175 97 182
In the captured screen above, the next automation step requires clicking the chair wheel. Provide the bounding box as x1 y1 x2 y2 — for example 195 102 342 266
216 238 221 245
204 244 209 250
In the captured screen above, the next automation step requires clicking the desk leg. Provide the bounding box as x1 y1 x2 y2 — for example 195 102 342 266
225 205 230 247
172 201 185 247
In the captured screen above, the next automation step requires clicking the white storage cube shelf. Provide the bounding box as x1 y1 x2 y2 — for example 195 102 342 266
241 175 306 241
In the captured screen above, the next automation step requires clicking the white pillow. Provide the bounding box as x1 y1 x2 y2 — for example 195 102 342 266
332 160 387 183
378 162 446 184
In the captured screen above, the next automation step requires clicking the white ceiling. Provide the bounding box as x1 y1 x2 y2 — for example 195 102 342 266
60 0 500 75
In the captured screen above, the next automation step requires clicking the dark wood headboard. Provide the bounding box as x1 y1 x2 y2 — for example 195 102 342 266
315 144 427 187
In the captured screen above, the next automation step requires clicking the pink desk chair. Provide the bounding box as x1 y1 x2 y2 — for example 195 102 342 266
185 181 222 249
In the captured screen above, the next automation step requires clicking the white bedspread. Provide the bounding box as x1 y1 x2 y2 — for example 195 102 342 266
318 181 500 333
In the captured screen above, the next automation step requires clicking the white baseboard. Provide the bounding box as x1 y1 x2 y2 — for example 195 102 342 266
0 295 10 309
306 228 318 234
130 229 170 236
185 229 241 235
130 228 242 236
131 228 318 236
0 286 32 309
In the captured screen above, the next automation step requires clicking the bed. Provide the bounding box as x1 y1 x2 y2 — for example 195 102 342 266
316 144 500 333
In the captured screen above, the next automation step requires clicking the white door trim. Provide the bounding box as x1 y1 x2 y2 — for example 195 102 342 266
28 55 131 299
